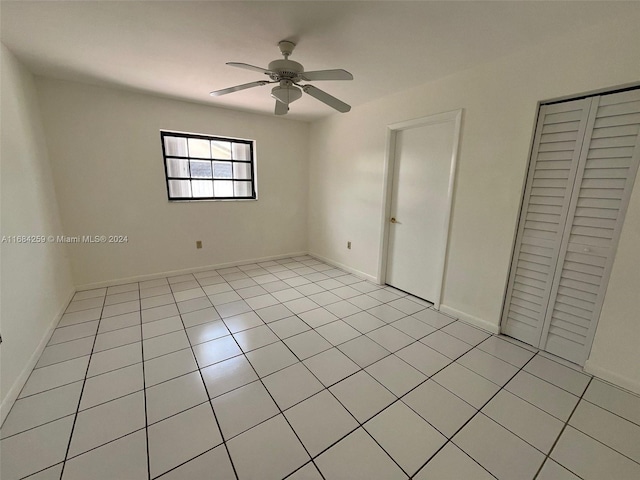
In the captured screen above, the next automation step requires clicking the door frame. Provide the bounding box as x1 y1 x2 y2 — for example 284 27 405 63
377 109 463 309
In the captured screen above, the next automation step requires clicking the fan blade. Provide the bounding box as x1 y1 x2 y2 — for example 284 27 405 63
210 81 269 97
274 100 288 116
302 85 351 113
227 62 273 75
300 69 353 81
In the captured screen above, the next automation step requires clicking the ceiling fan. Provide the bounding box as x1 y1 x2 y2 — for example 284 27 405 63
210 40 353 116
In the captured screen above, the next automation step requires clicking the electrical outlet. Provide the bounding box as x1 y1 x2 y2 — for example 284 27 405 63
347 241 351 249
196 240 202 249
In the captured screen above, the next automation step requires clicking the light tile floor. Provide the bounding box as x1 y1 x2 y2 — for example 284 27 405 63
2 255 640 479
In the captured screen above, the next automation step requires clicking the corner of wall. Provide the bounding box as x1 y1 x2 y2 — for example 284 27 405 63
0 287 75 425
0 44 75 422
584 359 640 396
439 304 501 334
309 251 378 283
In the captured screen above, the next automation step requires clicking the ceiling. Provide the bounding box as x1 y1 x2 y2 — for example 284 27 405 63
1 1 637 121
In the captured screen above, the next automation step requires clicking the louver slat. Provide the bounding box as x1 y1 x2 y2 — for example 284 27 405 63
572 216 617 229
542 120 581 134
511 289 544 306
597 100 640 117
534 169 571 179
514 281 545 297
556 293 595 312
557 285 597 303
515 274 546 291
559 277 600 295
511 296 543 312
594 113 640 128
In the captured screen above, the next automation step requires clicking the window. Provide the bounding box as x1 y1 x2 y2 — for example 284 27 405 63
161 131 256 201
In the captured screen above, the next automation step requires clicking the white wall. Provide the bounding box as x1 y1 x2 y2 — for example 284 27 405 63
308 15 640 391
0 45 75 421
586 177 640 393
36 79 309 287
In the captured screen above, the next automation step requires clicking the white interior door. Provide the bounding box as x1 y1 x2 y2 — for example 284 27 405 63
385 112 461 304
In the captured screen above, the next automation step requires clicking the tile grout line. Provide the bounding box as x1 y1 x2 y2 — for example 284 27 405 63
2 383 148 444
221 314 329 480
578 396 640 430
0 264 459 469
257 304 439 478
156 308 403 408
504 352 592 394
479 374 585 426
4 279 497 400
427 349 541 476
532 376 594 479
24 314 618 477
45 329 100 347
11 256 638 479
449 337 598 419
537 377 640 470
42 320 148 467
558 422 640 468
125 274 462 476
431 356 580 462
398 342 493 440
50 418 146 463
58 290 109 480
257 310 376 478
41 277 413 350
136 283 152 480
409 351 542 479
170 287 241 480
291 305 602 442
378 340 503 477
32 340 126 371
1 414 78 443
262 293 512 478
451 348 584 400
8 377 88 403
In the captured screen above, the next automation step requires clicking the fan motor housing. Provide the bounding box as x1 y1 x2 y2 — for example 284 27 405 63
268 59 303 81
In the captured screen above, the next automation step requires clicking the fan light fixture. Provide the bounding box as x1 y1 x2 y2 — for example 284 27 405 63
271 81 302 104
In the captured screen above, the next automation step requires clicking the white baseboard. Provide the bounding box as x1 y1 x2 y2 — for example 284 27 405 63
584 359 640 396
308 252 378 283
76 251 309 291
1 287 76 426
439 304 500 334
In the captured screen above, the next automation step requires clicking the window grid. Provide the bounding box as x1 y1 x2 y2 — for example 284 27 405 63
160 131 256 201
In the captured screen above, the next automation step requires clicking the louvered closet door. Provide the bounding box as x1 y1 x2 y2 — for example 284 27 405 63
501 99 593 346
540 89 640 364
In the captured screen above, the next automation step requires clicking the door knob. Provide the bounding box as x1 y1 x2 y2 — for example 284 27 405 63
390 217 397 224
